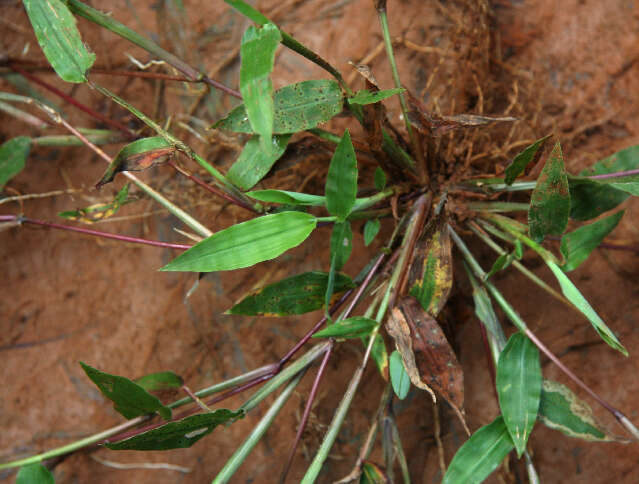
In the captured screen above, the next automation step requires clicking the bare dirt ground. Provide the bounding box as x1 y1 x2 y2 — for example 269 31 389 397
1 0 639 483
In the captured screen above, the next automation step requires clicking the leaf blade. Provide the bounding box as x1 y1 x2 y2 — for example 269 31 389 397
504 135 551 185
347 88 405 105
135 371 184 392
161 212 317 272
496 332 542 456
16 464 54 484
23 0 96 83
363 219 381 246
312 317 378 339
0 136 31 189
226 134 291 190
389 350 411 400
325 130 357 220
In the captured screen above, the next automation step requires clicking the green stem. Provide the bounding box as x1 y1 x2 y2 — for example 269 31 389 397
32 129 125 147
466 201 530 213
212 371 305 484
352 187 394 212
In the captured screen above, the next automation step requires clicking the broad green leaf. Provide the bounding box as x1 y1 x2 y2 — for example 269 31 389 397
105 410 243 450
409 213 453 316
227 134 291 190
359 461 387 483
325 130 358 220
325 221 353 314
363 219 381 246
528 142 570 241
17 464 54 484
239 23 281 153
135 371 184 392
568 177 628 221
80 362 172 420
0 136 31 189
330 221 353 271
213 80 343 134
442 416 514 484
546 260 627 355
23 0 96 83
227 271 354 316
560 210 624 271
389 350 410 400
538 380 612 441
369 333 389 379
374 166 386 191
504 135 551 185
312 316 377 339
496 333 541 456
97 137 174 187
574 144 639 196
348 88 405 106
161 212 317 272
247 189 325 206
58 183 131 223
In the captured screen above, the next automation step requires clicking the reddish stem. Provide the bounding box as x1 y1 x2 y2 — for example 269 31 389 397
1 214 191 250
587 168 639 180
11 65 136 139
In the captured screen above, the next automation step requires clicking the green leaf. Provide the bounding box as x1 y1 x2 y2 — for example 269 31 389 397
135 371 184 392
496 333 541 456
504 135 551 185
348 88 405 106
330 221 353 272
528 142 570 241
389 350 411 400
374 166 386 191
312 316 377 339
538 380 612 441
363 219 381 246
214 80 343 134
443 416 514 484
545 260 627 355
97 137 174 187
467 267 505 344
568 177 628 221
227 271 354 316
239 23 281 153
359 461 387 483
247 189 325 206
80 362 172 420
105 410 243 450
225 0 270 25
16 464 54 484
23 0 96 83
560 210 624 271
325 130 358 220
58 183 131 223
227 134 291 190
0 136 31 189
574 144 639 196
161 212 317 272
369 333 389 379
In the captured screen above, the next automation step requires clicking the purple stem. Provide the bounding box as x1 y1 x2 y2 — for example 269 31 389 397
1 214 192 250
586 168 639 180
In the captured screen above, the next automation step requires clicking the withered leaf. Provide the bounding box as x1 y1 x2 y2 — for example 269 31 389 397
97 137 175 187
58 183 131 223
387 299 466 431
408 211 453 316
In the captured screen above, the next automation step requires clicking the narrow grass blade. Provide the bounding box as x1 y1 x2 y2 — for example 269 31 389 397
325 130 357 220
545 260 627 355
23 0 95 83
247 189 324 206
348 88 405 105
227 271 354 316
442 416 514 484
504 135 551 185
364 219 381 246
389 350 411 400
16 464 54 484
226 134 291 190
0 136 31 189
80 362 172 420
496 333 542 456
239 23 281 152
538 380 613 441
325 221 353 314
312 317 377 339
560 210 624 271
528 142 570 241
161 212 317 272
135 372 184 392
58 184 131 223
360 461 388 483
106 410 243 450
97 137 174 187
214 80 343 134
